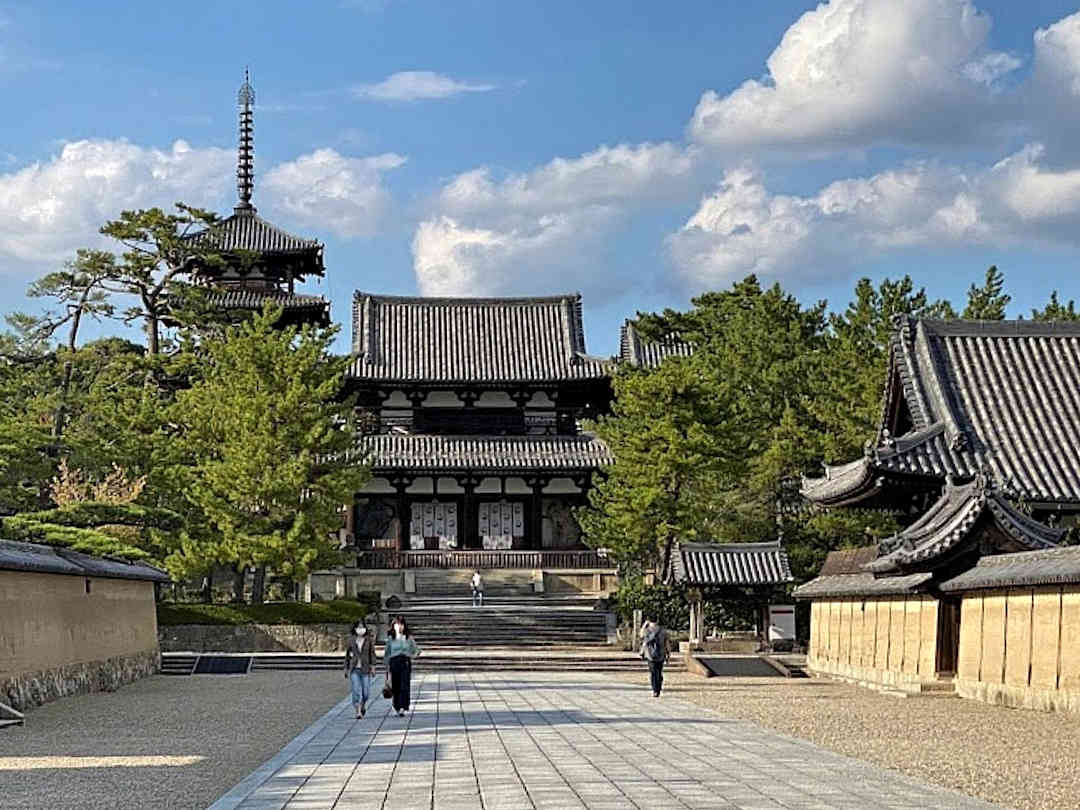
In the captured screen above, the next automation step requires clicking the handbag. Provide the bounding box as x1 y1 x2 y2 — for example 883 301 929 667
382 677 393 699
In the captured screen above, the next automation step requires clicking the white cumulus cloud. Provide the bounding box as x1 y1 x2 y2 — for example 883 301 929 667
689 0 1018 152
262 149 406 239
0 139 232 271
669 145 1080 287
412 142 699 296
352 71 496 102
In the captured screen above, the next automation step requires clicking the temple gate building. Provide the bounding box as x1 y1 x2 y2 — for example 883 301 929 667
796 317 1080 712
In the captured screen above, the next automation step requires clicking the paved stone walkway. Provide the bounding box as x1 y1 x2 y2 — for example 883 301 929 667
211 672 998 810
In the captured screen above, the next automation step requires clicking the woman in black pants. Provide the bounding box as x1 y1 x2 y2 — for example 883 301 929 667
383 615 420 716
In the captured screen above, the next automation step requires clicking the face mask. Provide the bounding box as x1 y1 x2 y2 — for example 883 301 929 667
356 626 366 636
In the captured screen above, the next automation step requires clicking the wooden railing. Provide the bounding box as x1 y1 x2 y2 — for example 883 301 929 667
354 549 613 570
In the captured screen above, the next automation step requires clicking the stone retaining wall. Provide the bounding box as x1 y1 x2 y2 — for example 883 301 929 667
1 649 159 712
160 623 354 653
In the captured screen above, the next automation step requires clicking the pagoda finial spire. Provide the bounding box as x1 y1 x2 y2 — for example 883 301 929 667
236 68 256 212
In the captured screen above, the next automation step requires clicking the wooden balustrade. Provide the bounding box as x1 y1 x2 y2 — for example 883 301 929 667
354 548 612 570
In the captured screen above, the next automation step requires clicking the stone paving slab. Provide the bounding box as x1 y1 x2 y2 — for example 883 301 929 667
211 671 1000 810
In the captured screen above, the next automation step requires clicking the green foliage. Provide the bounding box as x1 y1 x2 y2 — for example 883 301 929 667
2 515 149 560
98 204 225 354
167 306 369 583
612 579 757 633
156 597 380 626
1031 291 1080 321
963 265 1010 320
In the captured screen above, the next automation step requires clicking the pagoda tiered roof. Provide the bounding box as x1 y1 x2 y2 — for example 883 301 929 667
202 289 330 326
191 208 324 263
351 433 613 474
348 293 612 384
804 318 1080 507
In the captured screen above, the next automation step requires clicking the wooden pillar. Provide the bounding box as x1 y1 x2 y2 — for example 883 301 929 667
528 476 546 550
462 481 477 549
394 481 409 552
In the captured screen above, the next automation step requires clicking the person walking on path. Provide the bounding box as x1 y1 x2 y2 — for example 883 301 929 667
471 570 484 607
384 615 420 716
640 617 669 698
345 619 376 718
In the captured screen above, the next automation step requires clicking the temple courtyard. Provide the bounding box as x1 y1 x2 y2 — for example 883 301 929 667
9 669 1078 810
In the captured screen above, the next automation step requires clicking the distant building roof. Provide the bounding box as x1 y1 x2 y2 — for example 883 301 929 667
669 541 793 587
939 545 1080 592
352 433 614 473
619 321 693 368
804 318 1080 507
348 293 611 384
793 544 934 598
193 209 323 255
203 289 330 326
867 476 1062 575
0 539 170 583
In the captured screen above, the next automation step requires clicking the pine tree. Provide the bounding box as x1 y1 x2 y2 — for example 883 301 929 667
962 265 1010 320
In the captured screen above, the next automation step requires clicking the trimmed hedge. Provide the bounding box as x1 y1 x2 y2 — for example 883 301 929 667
157 597 380 627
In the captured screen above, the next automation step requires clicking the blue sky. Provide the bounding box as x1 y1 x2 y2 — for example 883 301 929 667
3 0 1080 355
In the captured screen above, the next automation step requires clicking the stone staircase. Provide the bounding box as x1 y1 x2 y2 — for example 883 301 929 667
386 595 612 647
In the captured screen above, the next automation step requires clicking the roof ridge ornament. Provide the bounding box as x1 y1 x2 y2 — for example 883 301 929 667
236 68 256 213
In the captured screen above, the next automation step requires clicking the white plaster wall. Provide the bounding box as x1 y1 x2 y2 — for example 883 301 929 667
406 477 434 494
476 391 515 407
504 477 531 494
544 477 582 494
437 477 465 494
383 390 411 408
475 477 503 494
423 391 463 407
358 477 397 495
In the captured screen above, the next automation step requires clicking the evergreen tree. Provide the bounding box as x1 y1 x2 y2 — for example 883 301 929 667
962 265 1010 320
169 306 369 600
1031 291 1080 321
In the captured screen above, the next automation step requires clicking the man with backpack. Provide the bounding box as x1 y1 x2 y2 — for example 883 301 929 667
640 617 669 697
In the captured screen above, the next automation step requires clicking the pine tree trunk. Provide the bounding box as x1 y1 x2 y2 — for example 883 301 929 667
231 567 247 603
251 565 267 604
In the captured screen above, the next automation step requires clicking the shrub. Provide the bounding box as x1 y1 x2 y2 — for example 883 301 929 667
156 595 381 626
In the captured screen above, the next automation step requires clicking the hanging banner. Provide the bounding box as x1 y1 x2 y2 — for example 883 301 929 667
422 502 435 538
490 502 502 536
501 501 513 536
479 502 490 536
512 502 524 536
410 503 423 548
434 503 446 537
445 503 458 546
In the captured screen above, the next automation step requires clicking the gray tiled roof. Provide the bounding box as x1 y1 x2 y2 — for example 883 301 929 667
204 289 330 316
0 539 170 583
348 293 612 383
669 541 793 587
939 545 1080 592
867 476 1062 575
191 209 323 256
792 571 933 599
619 322 693 368
352 433 614 473
804 318 1080 505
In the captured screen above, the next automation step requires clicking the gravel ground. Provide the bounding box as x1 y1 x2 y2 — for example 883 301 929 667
0 671 347 810
619 670 1080 810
